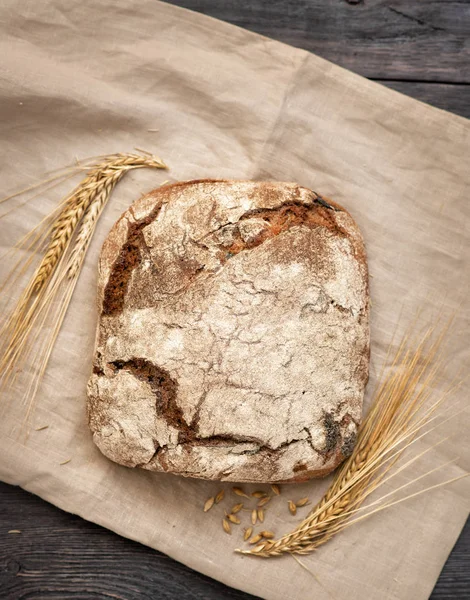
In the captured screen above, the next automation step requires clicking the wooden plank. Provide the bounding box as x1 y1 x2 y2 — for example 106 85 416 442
0 482 258 600
431 518 470 599
377 80 470 119
165 0 470 83
1 482 469 599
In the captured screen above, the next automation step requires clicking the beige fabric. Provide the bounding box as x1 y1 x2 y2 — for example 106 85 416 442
0 1 469 599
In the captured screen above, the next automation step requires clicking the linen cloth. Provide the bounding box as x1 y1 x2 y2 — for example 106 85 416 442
1 2 469 599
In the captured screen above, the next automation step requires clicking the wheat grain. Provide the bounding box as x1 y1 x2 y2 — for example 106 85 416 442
288 501 297 515
252 491 267 498
260 531 275 539
215 490 225 504
222 519 231 535
231 503 243 514
257 509 265 523
249 534 263 544
251 542 273 553
243 527 253 541
257 496 271 507
227 514 241 525
232 487 250 498
204 497 215 512
296 498 310 507
271 484 281 496
251 509 257 525
34 196 88 291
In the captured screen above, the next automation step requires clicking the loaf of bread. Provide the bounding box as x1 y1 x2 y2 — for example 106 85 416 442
87 180 369 482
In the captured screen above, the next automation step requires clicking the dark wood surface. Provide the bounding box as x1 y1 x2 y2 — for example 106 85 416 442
0 482 469 599
1 1 469 599
0 483 259 600
167 0 470 120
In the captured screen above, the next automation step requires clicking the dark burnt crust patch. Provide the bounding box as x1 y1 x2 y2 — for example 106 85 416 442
323 412 342 455
341 432 357 458
155 435 347 482
108 358 191 443
105 358 265 449
102 203 163 316
216 200 348 263
101 185 353 318
99 356 357 469
287 459 342 482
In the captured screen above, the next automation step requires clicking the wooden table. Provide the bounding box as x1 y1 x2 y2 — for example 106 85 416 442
1 1 469 598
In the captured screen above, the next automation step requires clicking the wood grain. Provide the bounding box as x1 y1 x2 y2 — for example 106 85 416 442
165 0 470 82
0 483 258 600
1 483 469 599
431 516 470 600
378 80 470 119
165 0 470 119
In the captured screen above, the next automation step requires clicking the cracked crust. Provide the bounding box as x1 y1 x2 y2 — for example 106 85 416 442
87 180 370 483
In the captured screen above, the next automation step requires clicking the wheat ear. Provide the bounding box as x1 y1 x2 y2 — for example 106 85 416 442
0 151 167 421
238 325 467 557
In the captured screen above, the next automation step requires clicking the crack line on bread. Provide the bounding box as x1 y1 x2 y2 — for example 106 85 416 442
102 196 349 316
103 357 351 462
102 203 164 316
89 181 369 481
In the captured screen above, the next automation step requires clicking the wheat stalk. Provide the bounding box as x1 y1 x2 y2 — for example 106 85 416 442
238 325 467 557
34 153 165 290
0 151 167 420
33 196 89 291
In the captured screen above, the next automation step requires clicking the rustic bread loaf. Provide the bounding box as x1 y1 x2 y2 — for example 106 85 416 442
87 180 369 482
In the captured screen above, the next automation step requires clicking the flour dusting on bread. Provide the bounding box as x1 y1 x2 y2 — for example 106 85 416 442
87 180 369 482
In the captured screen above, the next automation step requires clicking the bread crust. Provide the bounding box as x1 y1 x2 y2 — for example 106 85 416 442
87 180 369 482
